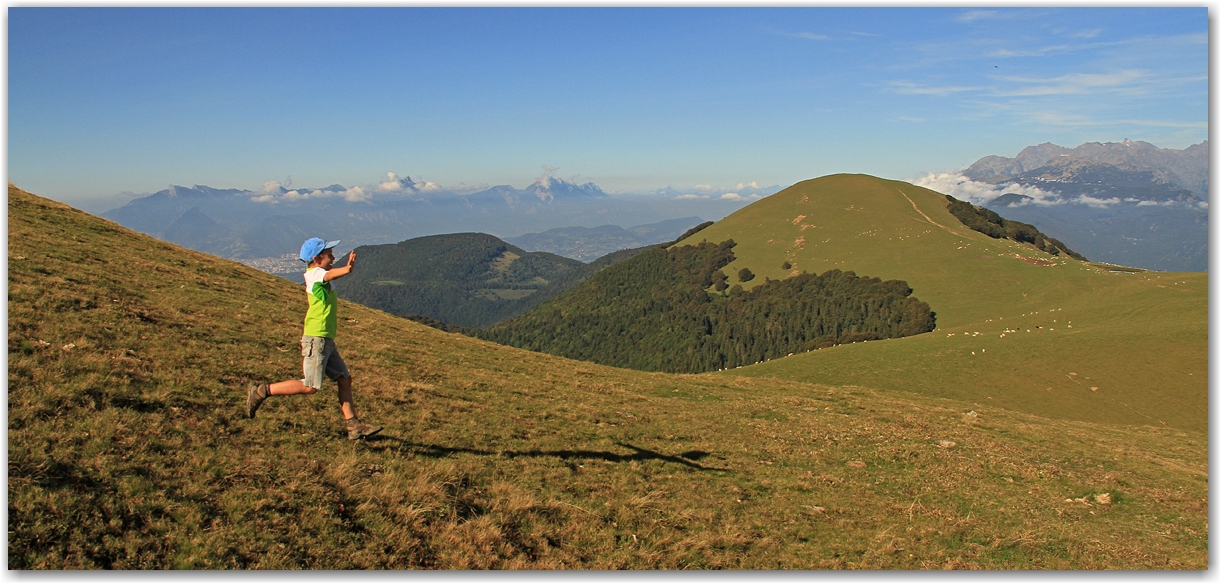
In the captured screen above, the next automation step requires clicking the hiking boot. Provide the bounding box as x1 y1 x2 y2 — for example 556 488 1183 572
347 421 382 440
246 383 270 419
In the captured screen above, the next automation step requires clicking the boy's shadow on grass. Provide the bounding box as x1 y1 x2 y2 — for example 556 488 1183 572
367 435 731 472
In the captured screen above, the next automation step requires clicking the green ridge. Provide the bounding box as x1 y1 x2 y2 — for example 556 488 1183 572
684 174 1206 432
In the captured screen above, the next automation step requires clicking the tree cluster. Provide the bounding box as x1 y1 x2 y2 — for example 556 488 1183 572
475 240 936 373
945 195 1087 260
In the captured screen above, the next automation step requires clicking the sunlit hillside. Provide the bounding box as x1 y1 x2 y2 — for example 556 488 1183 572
7 185 1206 569
686 175 1206 432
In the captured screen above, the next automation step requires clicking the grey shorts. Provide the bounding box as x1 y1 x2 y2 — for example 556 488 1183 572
301 336 351 390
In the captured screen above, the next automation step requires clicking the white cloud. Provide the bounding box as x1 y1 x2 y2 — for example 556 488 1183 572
956 10 1000 23
1074 195 1122 208
955 9 1045 24
994 69 1151 97
720 193 762 202
376 171 418 193
343 186 371 203
668 181 781 201
913 171 1060 205
1117 118 1208 129
250 170 431 204
775 29 830 41
917 171 1206 210
988 45 1075 58
1134 199 1185 207
888 81 985 96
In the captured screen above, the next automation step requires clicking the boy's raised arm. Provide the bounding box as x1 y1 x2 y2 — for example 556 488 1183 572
323 249 356 281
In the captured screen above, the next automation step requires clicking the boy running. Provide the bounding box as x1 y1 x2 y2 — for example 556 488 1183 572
246 237 381 440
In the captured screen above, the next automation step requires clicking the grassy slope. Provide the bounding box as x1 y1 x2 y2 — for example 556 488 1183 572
7 186 1206 569
685 175 1207 433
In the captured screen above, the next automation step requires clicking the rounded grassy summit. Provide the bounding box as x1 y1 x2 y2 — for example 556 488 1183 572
687 174 1205 432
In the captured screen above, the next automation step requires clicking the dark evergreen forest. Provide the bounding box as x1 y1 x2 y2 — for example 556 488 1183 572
474 240 937 373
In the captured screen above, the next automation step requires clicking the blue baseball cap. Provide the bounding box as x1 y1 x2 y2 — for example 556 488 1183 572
299 237 340 263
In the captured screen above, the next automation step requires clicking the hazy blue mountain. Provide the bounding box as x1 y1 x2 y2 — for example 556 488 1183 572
505 217 705 262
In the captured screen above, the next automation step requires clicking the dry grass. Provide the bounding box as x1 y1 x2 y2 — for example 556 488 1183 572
7 186 1207 569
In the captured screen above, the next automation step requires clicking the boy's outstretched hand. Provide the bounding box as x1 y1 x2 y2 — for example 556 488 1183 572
324 249 357 281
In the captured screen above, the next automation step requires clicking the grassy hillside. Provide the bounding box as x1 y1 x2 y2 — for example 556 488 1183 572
685 175 1207 433
8 185 1206 569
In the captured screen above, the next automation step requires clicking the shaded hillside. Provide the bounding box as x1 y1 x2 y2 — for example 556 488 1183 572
688 174 1207 432
980 199 1207 273
477 240 935 373
945 196 1085 260
6 185 1206 569
340 233 656 328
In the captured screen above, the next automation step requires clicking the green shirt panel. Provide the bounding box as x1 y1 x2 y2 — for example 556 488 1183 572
303 268 337 338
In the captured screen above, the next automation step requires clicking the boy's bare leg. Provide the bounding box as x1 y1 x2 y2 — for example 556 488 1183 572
337 375 357 421
247 379 312 419
269 380 317 396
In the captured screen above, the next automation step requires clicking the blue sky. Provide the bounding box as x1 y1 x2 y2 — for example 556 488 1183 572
7 7 1209 207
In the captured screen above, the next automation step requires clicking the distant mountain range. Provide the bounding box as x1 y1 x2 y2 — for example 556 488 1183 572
98 175 771 264
505 217 705 262
922 139 1207 272
963 138 1208 198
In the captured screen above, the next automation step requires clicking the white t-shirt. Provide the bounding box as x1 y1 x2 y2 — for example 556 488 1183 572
304 266 329 291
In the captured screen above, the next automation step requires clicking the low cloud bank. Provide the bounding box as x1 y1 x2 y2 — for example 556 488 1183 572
913 171 1206 209
913 172 1060 206
251 172 442 204
662 181 780 203
246 171 785 205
